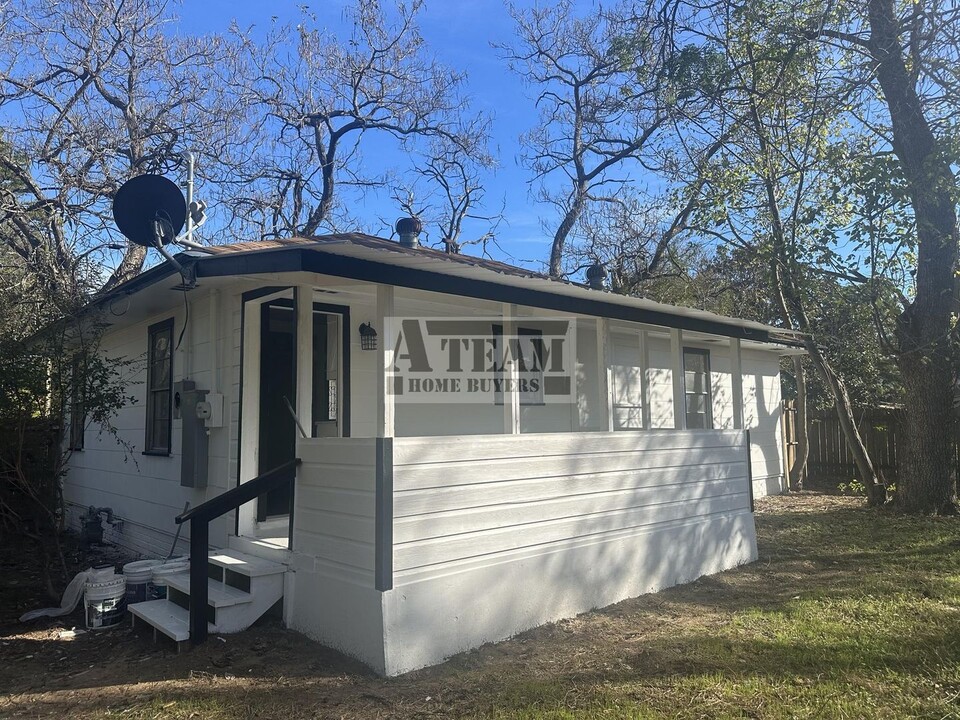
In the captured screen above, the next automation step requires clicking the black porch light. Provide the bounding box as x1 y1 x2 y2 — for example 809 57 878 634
359 322 378 351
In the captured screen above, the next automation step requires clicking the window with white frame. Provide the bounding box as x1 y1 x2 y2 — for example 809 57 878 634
611 334 643 430
683 348 712 429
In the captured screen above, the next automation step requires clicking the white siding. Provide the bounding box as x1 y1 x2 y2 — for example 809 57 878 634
604 334 785 497
646 336 677 428
288 437 384 673
63 290 237 557
292 438 377 580
343 296 378 438
742 349 786 496
381 429 757 675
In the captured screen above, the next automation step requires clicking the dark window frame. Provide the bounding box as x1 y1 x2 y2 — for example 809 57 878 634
144 318 174 455
69 354 85 451
682 347 713 430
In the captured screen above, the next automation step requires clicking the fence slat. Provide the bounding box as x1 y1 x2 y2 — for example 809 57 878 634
786 406 956 485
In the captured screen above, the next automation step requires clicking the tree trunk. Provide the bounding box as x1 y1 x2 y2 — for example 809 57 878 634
897 351 957 513
101 242 146 292
748 90 881 500
549 184 587 278
801 337 881 500
767 238 880 495
868 0 959 513
790 355 808 491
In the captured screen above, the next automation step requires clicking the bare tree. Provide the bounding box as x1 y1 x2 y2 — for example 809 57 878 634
0 0 237 293
568 193 688 293
501 1 697 278
228 0 489 240
390 134 503 254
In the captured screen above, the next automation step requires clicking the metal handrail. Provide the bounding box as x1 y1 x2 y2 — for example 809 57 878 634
176 459 301 525
175 458 301 644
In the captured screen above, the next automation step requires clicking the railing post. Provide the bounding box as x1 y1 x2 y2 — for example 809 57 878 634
189 518 209 643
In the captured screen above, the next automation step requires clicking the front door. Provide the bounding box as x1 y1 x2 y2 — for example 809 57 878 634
253 298 350 524
257 301 296 520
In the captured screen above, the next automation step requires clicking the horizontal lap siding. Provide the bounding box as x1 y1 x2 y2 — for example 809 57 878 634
742 350 785 496
391 430 749 576
294 438 378 579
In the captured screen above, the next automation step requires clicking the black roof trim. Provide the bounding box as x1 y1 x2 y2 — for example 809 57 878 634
188 247 802 346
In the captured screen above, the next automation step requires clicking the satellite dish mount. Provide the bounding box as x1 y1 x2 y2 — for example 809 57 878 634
112 167 210 288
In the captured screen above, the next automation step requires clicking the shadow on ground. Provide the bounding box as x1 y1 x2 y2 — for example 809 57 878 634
2 493 959 719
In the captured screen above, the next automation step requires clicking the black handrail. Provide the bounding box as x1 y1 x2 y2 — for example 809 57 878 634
175 458 301 643
176 459 301 525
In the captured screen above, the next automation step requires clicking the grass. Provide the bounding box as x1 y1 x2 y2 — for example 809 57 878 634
479 495 960 719
2 493 960 719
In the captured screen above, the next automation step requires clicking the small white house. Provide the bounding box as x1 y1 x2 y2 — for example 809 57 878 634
64 232 802 675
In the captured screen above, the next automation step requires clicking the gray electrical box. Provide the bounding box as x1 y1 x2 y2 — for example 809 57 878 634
175 380 209 488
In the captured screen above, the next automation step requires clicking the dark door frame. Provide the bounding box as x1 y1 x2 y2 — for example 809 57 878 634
234 287 352 539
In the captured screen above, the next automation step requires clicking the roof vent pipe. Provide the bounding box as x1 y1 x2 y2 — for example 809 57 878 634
396 216 423 248
586 262 608 290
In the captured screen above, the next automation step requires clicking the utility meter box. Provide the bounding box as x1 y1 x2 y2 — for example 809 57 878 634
198 393 224 428
175 380 209 488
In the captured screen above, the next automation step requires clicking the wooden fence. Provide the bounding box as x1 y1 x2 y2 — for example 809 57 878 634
785 402 960 483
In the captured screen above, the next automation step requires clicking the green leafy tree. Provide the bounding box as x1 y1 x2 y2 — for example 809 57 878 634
0 316 138 598
611 0 960 506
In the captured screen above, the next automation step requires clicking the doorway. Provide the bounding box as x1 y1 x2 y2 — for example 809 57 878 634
257 301 296 520
238 289 350 543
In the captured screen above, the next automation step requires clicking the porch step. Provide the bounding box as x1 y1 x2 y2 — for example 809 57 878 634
208 549 287 577
164 573 253 608
227 535 291 564
128 548 287 645
129 599 214 643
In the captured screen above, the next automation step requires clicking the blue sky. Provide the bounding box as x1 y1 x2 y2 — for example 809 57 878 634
176 0 578 272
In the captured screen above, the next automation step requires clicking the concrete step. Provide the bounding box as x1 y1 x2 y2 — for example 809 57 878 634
208 549 287 578
164 573 253 608
129 599 215 643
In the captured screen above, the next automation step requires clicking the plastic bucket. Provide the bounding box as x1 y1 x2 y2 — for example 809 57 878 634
149 561 188 600
122 560 161 605
89 565 117 582
84 576 126 630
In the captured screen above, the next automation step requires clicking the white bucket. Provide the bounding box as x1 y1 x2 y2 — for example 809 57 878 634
89 566 117 582
123 560 161 604
149 561 188 600
84 576 126 630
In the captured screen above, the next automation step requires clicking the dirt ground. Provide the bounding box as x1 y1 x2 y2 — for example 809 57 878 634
0 493 935 719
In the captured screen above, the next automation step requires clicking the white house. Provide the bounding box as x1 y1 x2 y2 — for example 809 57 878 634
63 232 802 675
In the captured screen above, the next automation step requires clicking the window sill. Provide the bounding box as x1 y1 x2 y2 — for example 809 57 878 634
142 450 172 457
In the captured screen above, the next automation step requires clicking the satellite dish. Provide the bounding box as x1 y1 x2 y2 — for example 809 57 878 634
112 174 186 248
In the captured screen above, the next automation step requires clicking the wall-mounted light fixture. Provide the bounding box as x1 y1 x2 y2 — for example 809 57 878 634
359 322 378 351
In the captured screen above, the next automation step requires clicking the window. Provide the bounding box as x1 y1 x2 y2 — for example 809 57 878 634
611 334 643 430
312 310 343 437
683 348 712 429
145 318 174 454
69 355 85 451
492 324 545 407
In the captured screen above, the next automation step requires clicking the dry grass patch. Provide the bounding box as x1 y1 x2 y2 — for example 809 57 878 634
2 493 959 719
